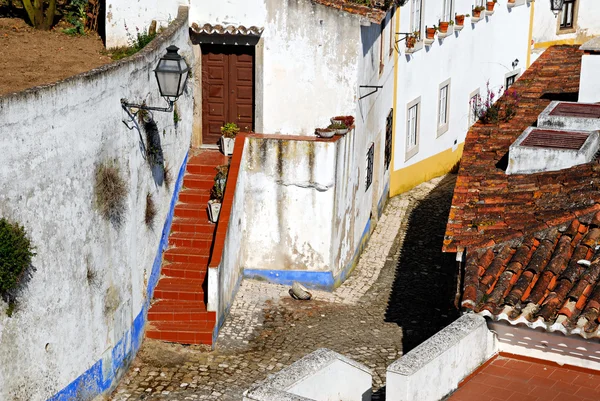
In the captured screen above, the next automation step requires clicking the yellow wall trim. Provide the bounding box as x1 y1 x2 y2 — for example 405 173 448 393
526 0 535 68
390 143 464 197
533 39 578 49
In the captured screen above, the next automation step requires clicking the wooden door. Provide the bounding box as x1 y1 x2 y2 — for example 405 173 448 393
201 45 255 146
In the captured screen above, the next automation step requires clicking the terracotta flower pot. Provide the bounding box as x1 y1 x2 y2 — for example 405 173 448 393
439 21 449 33
406 36 416 48
486 1 495 11
473 9 482 18
455 15 465 26
426 27 436 39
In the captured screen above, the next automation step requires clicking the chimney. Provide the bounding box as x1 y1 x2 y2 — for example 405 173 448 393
579 37 600 103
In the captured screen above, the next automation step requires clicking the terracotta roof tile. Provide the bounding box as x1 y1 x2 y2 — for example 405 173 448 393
462 213 600 339
312 0 394 23
443 46 591 253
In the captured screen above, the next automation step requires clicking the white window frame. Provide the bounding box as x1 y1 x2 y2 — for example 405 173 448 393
442 0 454 22
411 0 424 37
469 88 480 127
437 78 451 137
505 69 520 88
389 6 395 58
557 0 578 34
406 96 421 161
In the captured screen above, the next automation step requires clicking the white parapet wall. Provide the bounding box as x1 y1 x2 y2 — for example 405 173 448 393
386 314 496 401
243 348 372 401
579 38 600 104
0 7 192 401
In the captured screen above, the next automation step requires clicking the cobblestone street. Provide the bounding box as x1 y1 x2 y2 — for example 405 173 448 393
110 174 458 401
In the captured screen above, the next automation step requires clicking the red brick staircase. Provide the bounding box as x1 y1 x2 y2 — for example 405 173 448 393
146 150 229 345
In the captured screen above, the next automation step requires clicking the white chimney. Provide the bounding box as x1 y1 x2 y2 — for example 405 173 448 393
579 37 600 103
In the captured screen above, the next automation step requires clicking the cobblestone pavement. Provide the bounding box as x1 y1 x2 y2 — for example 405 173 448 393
110 175 458 401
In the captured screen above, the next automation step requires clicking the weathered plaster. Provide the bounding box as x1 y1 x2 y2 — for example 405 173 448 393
0 8 192 400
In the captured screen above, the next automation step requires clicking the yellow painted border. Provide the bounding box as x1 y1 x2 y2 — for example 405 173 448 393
390 143 464 197
390 6 400 196
526 0 535 68
533 39 579 49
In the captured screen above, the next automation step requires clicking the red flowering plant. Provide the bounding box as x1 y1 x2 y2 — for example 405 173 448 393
471 81 521 124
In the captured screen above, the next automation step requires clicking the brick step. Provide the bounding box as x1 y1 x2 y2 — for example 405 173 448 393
186 163 223 175
174 203 213 219
169 232 214 248
148 300 215 322
146 327 213 345
183 175 214 191
171 218 215 234
153 278 205 301
162 262 209 279
164 247 210 264
178 190 211 204
188 152 229 167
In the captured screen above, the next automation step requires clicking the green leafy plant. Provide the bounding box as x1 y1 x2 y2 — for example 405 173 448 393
471 81 521 124
62 0 87 35
210 165 229 202
0 218 35 305
107 23 157 60
173 103 180 125
95 162 128 228
328 121 347 130
220 122 240 139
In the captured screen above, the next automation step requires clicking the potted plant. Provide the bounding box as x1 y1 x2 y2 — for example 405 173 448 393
486 0 496 11
220 122 239 156
438 20 450 33
331 115 355 127
426 26 436 39
207 165 228 223
329 121 348 135
406 30 420 49
455 14 466 26
473 6 485 17
315 128 335 138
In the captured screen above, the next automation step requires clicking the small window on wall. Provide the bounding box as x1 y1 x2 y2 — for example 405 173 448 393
506 74 517 88
366 143 375 191
560 0 576 30
406 97 420 161
469 88 480 127
437 79 451 137
411 0 423 35
385 109 393 170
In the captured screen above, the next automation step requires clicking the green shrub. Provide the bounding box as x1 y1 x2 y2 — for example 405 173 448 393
0 218 35 300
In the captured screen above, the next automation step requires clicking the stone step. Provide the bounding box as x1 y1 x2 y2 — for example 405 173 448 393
170 217 215 234
178 190 212 204
182 175 214 191
161 262 209 279
146 324 214 345
148 300 215 322
174 203 213 220
168 232 214 249
164 247 209 264
153 278 205 301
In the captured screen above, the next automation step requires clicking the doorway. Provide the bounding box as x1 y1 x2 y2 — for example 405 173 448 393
201 44 255 146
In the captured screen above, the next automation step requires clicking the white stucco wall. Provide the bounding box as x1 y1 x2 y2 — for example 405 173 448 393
386 314 497 401
579 53 600 103
244 348 372 401
0 11 193 400
105 0 186 48
393 0 530 172
533 0 600 46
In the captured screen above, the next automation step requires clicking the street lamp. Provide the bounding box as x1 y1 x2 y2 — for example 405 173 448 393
550 0 565 16
121 45 190 113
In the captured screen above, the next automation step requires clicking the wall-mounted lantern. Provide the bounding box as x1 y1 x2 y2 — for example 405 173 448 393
550 0 565 16
121 45 189 113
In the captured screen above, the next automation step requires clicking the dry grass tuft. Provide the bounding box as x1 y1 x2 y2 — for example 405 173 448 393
163 162 173 190
95 162 128 228
145 192 157 228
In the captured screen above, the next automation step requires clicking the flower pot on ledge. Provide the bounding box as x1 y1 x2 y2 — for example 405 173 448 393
486 1 495 11
220 136 235 156
208 199 221 223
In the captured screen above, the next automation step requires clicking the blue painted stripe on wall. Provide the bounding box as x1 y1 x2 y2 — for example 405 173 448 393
243 217 374 291
47 152 188 401
243 269 334 290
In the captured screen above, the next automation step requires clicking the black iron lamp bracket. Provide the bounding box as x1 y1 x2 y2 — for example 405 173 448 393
359 85 384 100
121 98 174 114
395 32 415 44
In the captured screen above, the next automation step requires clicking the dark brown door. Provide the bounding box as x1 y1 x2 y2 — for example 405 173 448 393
201 45 255 146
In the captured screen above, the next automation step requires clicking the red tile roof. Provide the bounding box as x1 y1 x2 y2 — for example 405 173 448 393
443 46 592 254
312 0 393 23
462 212 600 338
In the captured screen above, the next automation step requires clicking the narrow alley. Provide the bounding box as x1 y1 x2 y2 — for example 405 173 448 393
110 174 458 400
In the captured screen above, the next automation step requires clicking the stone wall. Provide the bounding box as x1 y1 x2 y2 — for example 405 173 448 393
0 8 192 400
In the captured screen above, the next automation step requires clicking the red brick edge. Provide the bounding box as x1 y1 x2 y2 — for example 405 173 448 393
208 134 247 269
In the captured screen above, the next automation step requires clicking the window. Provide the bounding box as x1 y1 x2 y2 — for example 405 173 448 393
469 89 480 127
385 109 393 170
505 69 520 88
442 0 453 22
438 79 451 136
379 21 385 74
406 97 420 160
411 0 423 35
366 143 374 191
560 0 576 29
